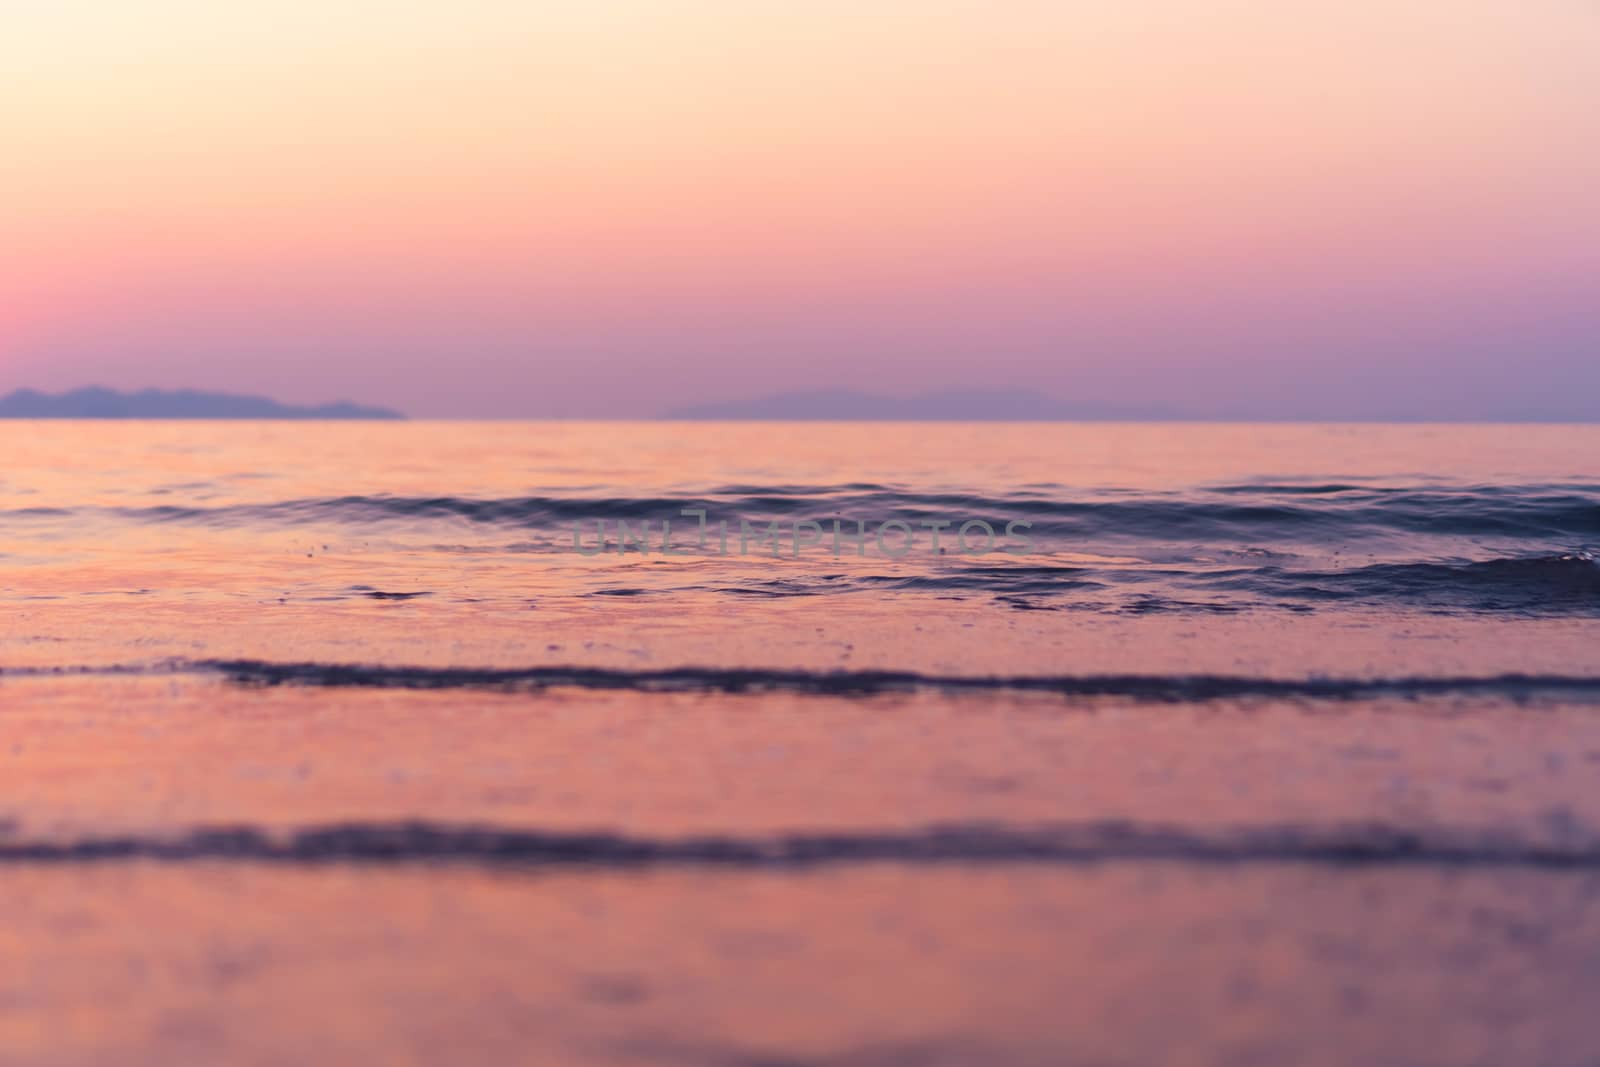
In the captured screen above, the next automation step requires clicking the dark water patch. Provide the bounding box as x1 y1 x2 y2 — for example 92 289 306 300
1207 483 1389 496
1202 554 1600 613
696 570 1108 599
595 554 1598 615
6 819 1600 869
864 568 1107 595
1118 596 1248 615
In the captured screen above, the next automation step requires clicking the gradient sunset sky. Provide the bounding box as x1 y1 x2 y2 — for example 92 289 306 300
4 1 1598 418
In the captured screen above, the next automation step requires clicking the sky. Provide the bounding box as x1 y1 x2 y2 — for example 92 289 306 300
3 1 1598 418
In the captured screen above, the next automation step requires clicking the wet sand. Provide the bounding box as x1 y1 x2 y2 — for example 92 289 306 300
3 678 1600 1064
5 861 1600 1065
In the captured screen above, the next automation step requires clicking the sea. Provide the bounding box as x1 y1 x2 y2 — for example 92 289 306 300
2 421 1599 1066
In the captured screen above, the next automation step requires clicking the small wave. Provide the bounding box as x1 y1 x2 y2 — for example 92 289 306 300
3 819 1599 869
7 483 1598 543
5 660 1599 701
199 661 1600 699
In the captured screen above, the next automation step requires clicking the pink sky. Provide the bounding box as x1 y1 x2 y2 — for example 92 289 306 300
3 1 1598 417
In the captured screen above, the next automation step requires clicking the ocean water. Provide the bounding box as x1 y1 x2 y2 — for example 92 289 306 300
3 421 1600 1065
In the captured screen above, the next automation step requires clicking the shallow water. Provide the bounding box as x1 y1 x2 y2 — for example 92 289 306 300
6 422 1599 627
3 422 1599 1064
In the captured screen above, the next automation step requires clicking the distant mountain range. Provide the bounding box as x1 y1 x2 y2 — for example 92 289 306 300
664 388 1177 421
664 387 1600 422
0 388 404 420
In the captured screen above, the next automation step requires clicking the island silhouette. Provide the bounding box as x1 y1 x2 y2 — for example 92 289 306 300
0 387 404 420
